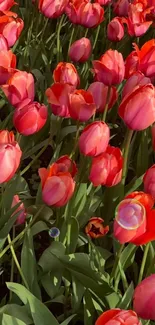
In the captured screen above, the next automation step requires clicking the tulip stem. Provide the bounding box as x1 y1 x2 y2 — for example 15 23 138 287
70 122 80 159
102 86 111 121
57 15 65 63
138 243 150 284
93 25 100 50
111 244 124 282
7 233 29 289
121 129 133 186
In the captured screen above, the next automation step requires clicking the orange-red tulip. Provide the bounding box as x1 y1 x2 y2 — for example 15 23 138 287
125 1 152 37
125 50 139 79
85 217 109 239
0 0 16 11
0 49 16 84
0 11 24 47
53 62 80 88
69 89 96 122
95 309 141 325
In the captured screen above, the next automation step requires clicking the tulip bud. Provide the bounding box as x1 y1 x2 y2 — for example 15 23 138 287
79 121 110 157
69 89 96 122
0 0 16 11
0 130 22 183
122 72 151 98
89 145 123 187
85 217 109 239
11 195 26 225
13 101 48 136
143 165 155 199
119 84 155 130
1 71 35 108
133 275 155 320
53 62 80 88
92 49 125 86
69 37 91 63
39 0 69 18
0 49 16 85
107 17 124 42
88 82 118 112
95 309 141 325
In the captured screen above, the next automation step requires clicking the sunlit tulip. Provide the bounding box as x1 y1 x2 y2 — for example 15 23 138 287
79 121 110 157
95 309 141 325
69 37 91 63
89 145 123 187
92 49 125 86
0 11 24 47
0 130 22 183
53 62 80 88
85 217 109 238
69 89 96 122
107 17 124 42
11 195 26 225
133 274 155 320
0 49 16 85
114 191 155 245
1 71 35 108
122 72 151 98
137 39 155 82
119 84 155 130
125 2 152 37
125 50 139 79
39 0 69 18
88 82 118 112
0 0 16 11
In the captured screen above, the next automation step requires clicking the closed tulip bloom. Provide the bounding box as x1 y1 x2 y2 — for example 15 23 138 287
107 17 124 42
69 37 91 63
143 165 155 199
0 130 22 183
125 50 139 79
0 34 8 50
65 0 88 25
0 49 16 85
85 217 109 239
78 2 104 28
1 71 35 108
122 72 151 98
133 275 155 320
95 309 141 325
0 0 16 11
113 0 129 16
79 121 110 157
13 101 48 136
92 50 125 86
39 0 69 18
0 11 24 47
39 157 76 207
88 82 118 113
46 83 74 118
89 145 123 187
119 84 155 130
113 191 155 245
69 89 96 122
53 62 80 88
11 195 26 225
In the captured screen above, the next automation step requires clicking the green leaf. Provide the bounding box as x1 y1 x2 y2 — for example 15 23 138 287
0 210 20 239
73 183 87 218
61 315 76 325
125 175 144 196
6 283 59 325
38 241 65 273
71 276 85 311
105 292 120 309
2 314 26 325
66 217 79 253
41 271 62 299
136 130 149 176
31 221 49 236
117 282 134 309
83 290 95 325
21 229 41 299
0 304 32 324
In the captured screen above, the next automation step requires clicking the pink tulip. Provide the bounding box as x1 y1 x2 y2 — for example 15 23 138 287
11 195 26 225
1 71 35 108
113 0 129 16
122 72 151 98
79 121 110 157
69 37 91 63
133 274 155 320
143 165 155 199
39 0 69 18
0 130 22 183
0 0 16 11
88 82 118 112
107 17 124 42
69 89 96 122
78 2 104 28
95 0 112 6
0 34 8 50
46 83 73 118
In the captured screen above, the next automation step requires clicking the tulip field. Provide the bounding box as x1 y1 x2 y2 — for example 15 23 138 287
0 0 155 324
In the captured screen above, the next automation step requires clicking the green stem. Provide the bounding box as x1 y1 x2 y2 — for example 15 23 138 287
9 226 15 301
93 25 100 50
102 86 111 121
110 244 124 281
70 122 80 159
8 233 29 289
57 15 65 63
121 129 134 186
0 205 44 260
138 243 150 283
68 26 75 59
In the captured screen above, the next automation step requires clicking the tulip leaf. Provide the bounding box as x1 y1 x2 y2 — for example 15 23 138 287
2 314 26 325
41 271 62 299
60 315 76 325
116 282 134 309
83 290 95 325
38 241 65 273
71 275 85 311
136 130 149 177
66 217 79 253
0 304 32 325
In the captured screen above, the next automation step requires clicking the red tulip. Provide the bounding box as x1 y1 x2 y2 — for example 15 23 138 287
11 195 26 225
79 121 110 157
46 83 74 118
85 217 109 239
107 17 124 42
113 0 129 16
125 2 152 37
118 83 155 130
137 39 155 82
65 0 88 24
88 82 118 113
113 191 155 245
0 11 24 47
92 49 125 86
0 34 8 50
39 156 76 207
133 275 155 320
13 101 48 136
89 145 123 187
143 165 155 199
0 49 16 85
69 89 96 122
122 71 151 98
53 62 80 88
95 309 141 325
69 37 91 63
0 130 22 183
39 0 69 18
125 50 139 79
1 71 35 108
56 155 77 177
0 0 16 11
